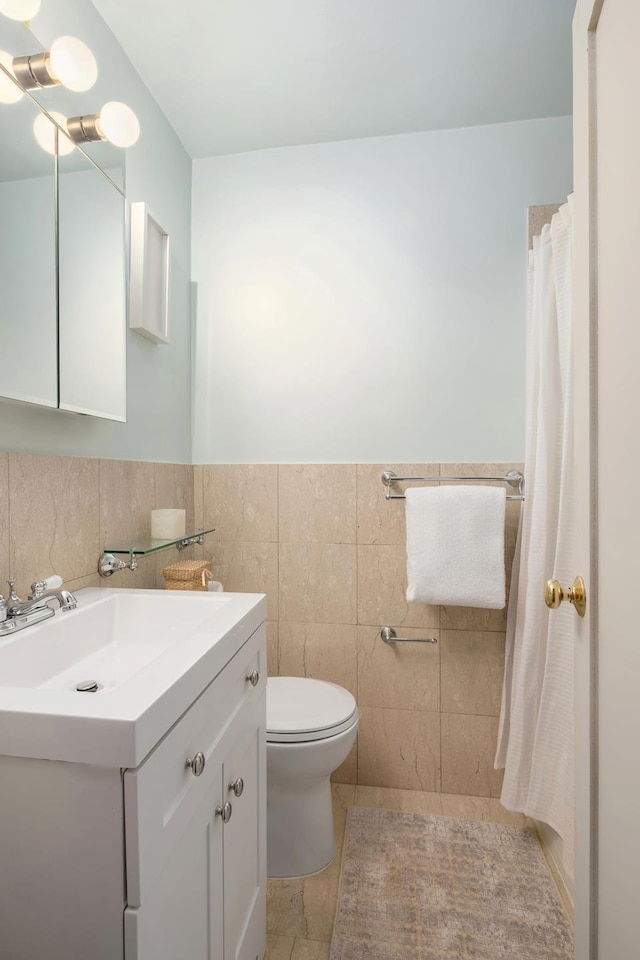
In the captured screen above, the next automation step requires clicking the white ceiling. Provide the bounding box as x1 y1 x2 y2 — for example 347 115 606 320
91 0 574 159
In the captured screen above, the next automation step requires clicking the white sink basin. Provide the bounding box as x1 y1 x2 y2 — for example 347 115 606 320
0 588 266 766
2 591 233 690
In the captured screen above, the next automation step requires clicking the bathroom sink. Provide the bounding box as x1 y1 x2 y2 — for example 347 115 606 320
1 591 233 690
0 587 266 766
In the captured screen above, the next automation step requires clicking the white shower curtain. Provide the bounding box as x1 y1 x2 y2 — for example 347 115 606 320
496 198 575 878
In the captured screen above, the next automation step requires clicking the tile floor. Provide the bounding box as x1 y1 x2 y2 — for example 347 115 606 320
264 784 532 960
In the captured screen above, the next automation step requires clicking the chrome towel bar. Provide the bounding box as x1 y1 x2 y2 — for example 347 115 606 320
381 626 438 645
381 469 525 501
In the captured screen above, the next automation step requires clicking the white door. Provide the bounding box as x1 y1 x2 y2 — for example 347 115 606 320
573 1 640 957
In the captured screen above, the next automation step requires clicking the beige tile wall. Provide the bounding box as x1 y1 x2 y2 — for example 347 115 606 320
196 462 523 796
1 452 520 798
0 452 195 597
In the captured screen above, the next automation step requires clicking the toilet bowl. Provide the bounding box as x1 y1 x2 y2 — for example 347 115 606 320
266 676 359 879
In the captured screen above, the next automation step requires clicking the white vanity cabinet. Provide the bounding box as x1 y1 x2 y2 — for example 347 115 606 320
124 626 266 960
0 601 267 960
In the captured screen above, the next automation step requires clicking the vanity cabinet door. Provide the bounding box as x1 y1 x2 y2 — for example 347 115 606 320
222 688 267 960
123 631 263 906
124 772 225 960
123 624 267 960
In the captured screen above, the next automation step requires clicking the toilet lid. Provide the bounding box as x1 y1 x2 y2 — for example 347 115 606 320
266 677 358 743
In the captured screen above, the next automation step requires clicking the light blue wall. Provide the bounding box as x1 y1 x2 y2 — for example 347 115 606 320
0 0 193 463
0 3 573 466
192 117 573 464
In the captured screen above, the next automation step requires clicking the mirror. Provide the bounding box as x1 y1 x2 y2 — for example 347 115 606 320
0 19 127 421
0 91 56 408
58 151 126 420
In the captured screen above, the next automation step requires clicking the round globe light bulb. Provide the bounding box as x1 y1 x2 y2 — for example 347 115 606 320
33 111 75 156
98 101 140 148
0 49 23 103
49 36 97 92
0 0 41 21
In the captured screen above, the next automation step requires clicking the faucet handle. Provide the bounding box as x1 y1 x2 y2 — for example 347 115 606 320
29 574 63 599
42 574 63 590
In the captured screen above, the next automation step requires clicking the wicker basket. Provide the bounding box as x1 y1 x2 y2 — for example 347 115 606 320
162 559 212 591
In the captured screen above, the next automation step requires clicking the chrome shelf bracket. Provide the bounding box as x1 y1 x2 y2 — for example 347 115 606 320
98 551 138 577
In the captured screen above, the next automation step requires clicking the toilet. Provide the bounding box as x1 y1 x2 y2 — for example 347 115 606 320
266 676 359 879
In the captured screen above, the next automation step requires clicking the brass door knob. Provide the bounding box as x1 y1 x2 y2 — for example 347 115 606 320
544 576 586 617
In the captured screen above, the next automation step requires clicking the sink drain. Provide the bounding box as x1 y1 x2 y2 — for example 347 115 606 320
76 680 101 693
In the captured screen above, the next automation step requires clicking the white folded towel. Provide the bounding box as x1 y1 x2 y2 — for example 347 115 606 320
405 485 506 609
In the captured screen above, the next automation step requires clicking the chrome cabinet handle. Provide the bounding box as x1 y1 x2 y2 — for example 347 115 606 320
247 670 260 687
186 752 206 777
229 777 244 798
216 801 232 823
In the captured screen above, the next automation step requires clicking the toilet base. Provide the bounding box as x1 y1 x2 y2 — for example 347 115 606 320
267 773 336 878
266 718 358 878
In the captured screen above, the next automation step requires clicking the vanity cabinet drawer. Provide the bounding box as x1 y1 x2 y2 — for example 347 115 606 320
124 622 266 908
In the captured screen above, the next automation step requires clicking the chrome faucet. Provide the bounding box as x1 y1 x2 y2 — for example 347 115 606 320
0 575 78 637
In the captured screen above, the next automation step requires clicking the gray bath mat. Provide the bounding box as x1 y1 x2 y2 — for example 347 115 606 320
330 806 574 960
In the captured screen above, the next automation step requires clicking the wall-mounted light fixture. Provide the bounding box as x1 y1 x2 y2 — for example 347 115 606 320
66 101 140 148
11 35 97 93
0 0 41 21
0 12 141 152
32 101 140 155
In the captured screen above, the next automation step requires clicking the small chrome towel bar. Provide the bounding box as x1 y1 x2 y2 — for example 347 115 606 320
381 626 438 645
381 469 525 501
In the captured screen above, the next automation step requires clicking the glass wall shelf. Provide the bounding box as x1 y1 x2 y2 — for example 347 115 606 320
98 528 215 577
105 528 215 556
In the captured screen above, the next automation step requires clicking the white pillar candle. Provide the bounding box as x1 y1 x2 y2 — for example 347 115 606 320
151 508 186 541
